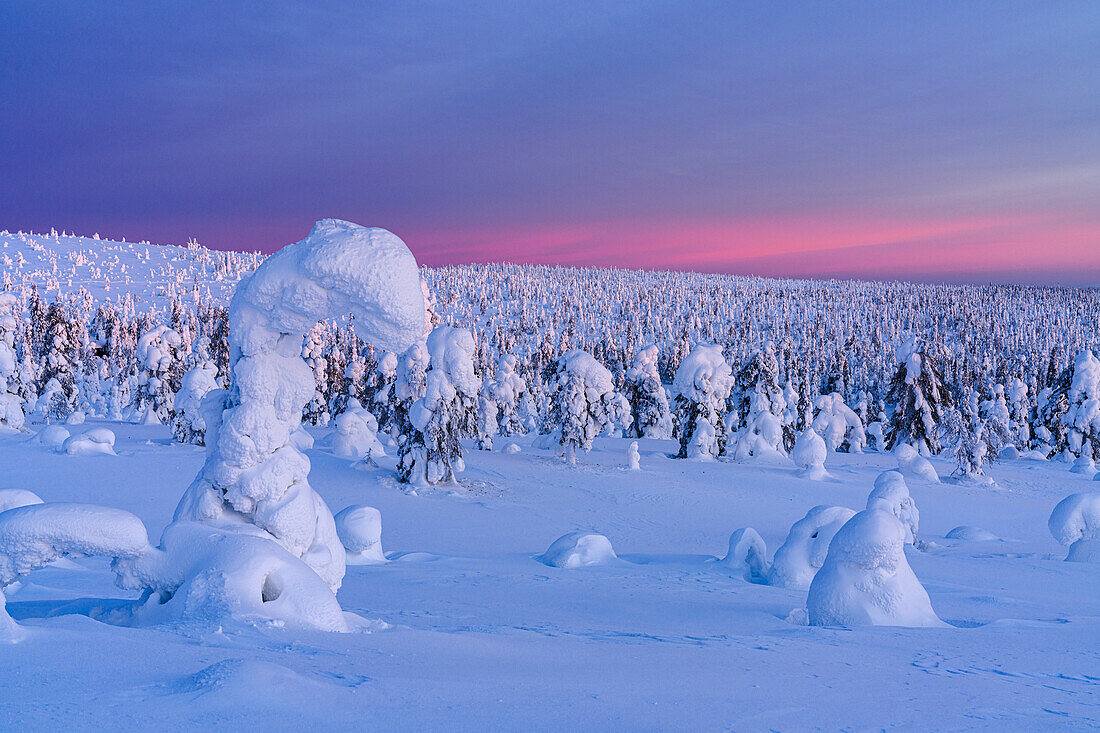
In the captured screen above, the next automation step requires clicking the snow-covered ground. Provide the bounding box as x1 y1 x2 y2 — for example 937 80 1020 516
2 419 1097 730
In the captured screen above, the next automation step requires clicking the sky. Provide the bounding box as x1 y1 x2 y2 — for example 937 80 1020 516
1 1 1098 284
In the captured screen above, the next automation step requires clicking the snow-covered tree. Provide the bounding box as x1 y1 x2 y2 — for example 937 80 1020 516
486 354 535 436
672 344 733 460
623 344 673 439
171 360 218 444
545 349 630 465
937 406 1012 480
730 345 793 459
301 322 331 425
812 392 866 453
0 293 25 430
398 327 480 485
885 336 952 455
1037 350 1100 460
133 324 183 424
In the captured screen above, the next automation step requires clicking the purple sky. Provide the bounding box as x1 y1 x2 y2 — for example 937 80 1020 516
2 2 1098 284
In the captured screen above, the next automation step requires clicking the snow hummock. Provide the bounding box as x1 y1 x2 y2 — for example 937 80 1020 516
893 443 940 483
0 489 43 515
61 427 116 456
866 470 919 544
807 509 945 628
767 505 856 589
792 428 828 480
721 527 769 583
34 424 70 448
334 505 386 565
0 503 149 585
946 526 999 542
1048 492 1100 562
538 532 617 568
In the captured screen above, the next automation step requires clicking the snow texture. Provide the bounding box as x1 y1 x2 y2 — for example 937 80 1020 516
792 427 828 479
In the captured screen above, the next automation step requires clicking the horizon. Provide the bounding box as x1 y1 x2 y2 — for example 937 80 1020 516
2 2 1098 285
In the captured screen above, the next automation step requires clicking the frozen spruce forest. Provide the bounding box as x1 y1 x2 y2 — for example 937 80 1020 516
0 222 1097 730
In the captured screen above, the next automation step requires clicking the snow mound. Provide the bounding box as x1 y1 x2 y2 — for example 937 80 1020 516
334 505 385 565
807 509 945 628
61 428 116 456
114 521 349 632
767 505 856 589
0 503 150 585
332 399 384 461
893 443 940 483
0 588 22 643
792 428 828 480
1069 455 1096 476
34 425 70 448
1048 492 1100 562
720 527 768 583
0 489 44 515
946 526 999 542
866 470 919 543
538 532 617 568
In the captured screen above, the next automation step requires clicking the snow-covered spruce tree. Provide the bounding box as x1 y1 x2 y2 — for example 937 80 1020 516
0 293 25 430
937 405 1013 481
623 344 673 439
133 324 184 424
1007 376 1031 447
38 300 83 420
811 392 866 453
1036 350 1100 460
730 345 792 459
545 349 631 465
885 336 953 455
486 353 535 437
301 322 330 425
672 344 733 460
371 350 399 433
171 219 425 603
393 342 429 475
397 327 480 485
171 360 218 445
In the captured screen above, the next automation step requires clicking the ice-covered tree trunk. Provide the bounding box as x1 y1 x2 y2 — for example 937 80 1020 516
172 220 425 592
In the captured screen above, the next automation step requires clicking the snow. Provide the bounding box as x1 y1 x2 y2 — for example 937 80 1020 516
893 442 940 483
60 427 116 456
945 525 999 541
334 505 386 565
767 505 856 589
331 399 384 461
0 489 44 515
867 470 919 543
807 509 945 628
720 527 768 583
626 440 640 470
173 219 425 597
2 227 1100 727
538 532 617 568
792 427 828 479
0 503 149 585
1048 492 1100 562
34 424 70 448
